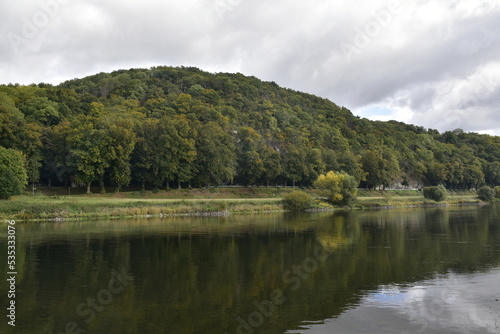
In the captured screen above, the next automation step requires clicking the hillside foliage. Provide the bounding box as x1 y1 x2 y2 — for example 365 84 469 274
1 66 500 193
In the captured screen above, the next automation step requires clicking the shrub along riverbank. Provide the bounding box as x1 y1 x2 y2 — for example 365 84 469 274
0 187 494 222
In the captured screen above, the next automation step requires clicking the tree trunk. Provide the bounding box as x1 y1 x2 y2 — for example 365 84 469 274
86 182 91 194
178 180 181 190
100 176 105 194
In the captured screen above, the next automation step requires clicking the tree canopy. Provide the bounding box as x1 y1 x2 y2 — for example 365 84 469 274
0 146 28 199
1 66 500 192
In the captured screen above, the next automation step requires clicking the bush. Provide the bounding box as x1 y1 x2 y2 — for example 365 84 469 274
478 186 495 202
495 186 500 199
423 185 448 202
282 191 313 211
313 171 358 205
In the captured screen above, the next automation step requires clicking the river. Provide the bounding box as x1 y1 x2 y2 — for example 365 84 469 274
1 204 500 333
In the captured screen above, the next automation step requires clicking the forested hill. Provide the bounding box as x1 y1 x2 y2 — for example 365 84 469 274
1 66 500 192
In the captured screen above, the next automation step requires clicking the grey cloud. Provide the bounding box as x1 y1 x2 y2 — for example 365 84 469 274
1 0 500 133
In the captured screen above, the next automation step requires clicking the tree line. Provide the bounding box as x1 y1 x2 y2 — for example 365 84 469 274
1 66 500 196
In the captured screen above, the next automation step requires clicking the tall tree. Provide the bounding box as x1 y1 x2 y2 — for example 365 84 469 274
170 116 197 189
67 116 113 193
281 145 307 187
261 146 282 187
360 149 400 189
195 121 236 186
18 123 43 194
0 147 28 199
236 127 265 186
105 121 136 192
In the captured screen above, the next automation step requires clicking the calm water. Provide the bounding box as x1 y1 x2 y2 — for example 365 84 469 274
1 205 500 334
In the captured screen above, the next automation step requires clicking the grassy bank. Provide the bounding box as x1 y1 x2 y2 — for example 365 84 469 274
354 189 483 208
0 195 284 221
0 187 490 222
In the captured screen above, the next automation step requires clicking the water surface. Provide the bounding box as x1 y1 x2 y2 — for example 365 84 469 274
1 205 500 334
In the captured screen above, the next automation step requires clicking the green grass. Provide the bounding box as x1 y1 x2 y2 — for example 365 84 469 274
356 189 422 197
0 193 283 221
0 187 491 222
36 186 320 199
354 193 482 209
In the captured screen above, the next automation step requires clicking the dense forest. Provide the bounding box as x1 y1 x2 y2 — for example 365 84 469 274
1 66 500 193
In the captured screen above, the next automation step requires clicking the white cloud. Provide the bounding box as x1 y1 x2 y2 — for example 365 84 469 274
296 270 500 334
1 0 499 134
400 271 500 333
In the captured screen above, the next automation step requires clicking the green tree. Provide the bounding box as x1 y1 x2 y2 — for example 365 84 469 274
171 116 197 189
236 127 265 186
132 117 195 189
20 97 61 125
261 146 282 187
105 121 136 192
282 145 307 187
195 121 236 186
0 147 28 199
494 186 500 199
464 162 485 190
41 121 72 187
360 150 400 189
0 93 25 148
304 148 326 185
484 161 500 187
131 119 159 189
67 116 113 193
444 161 464 189
424 162 447 186
17 123 43 194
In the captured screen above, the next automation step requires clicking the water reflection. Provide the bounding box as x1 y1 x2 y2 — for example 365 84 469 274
0 205 499 334
297 270 500 334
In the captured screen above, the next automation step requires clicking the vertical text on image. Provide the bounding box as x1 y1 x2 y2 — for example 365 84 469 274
6 220 17 327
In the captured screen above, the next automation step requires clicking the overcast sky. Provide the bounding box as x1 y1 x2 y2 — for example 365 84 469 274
1 0 499 134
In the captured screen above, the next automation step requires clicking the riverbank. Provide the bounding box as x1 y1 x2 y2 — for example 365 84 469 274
353 189 484 209
0 187 490 222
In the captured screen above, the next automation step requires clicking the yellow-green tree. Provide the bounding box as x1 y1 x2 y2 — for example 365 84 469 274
313 171 358 205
